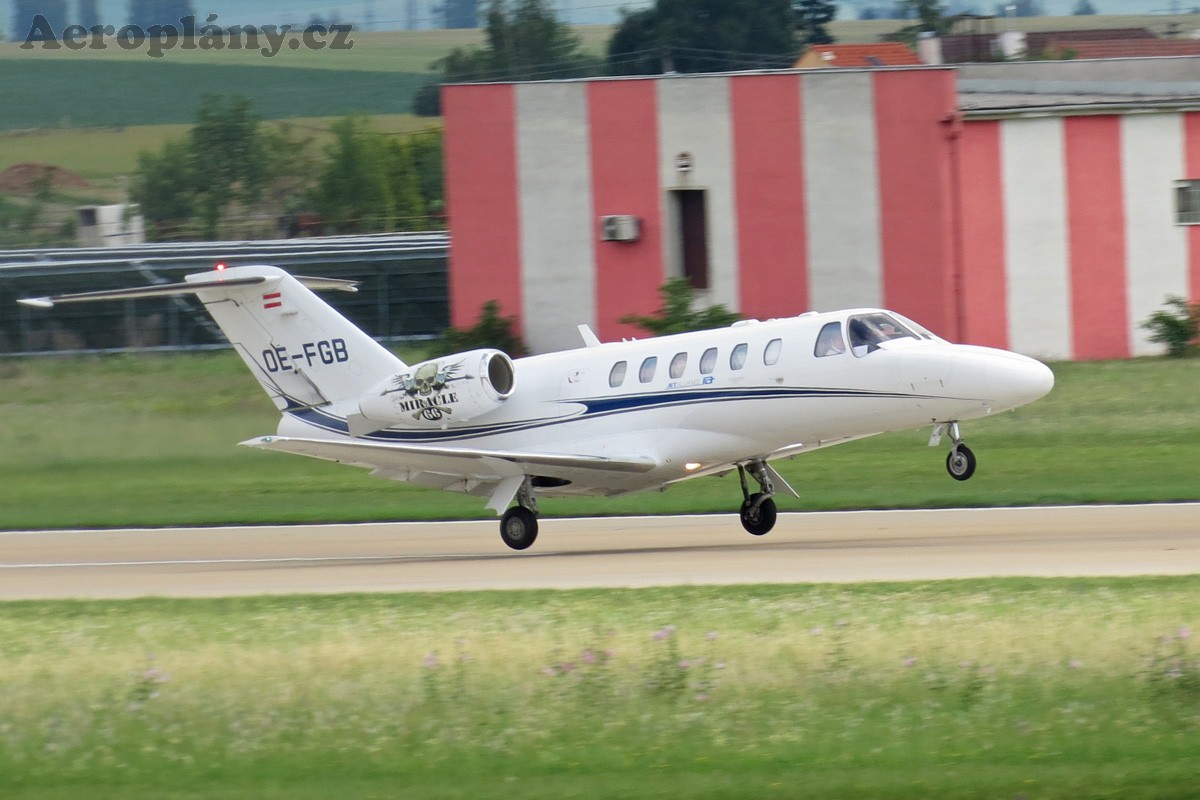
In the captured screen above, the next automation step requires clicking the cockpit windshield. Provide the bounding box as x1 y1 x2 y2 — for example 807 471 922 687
847 313 919 356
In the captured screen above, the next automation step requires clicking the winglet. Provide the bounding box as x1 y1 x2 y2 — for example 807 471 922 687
577 324 601 348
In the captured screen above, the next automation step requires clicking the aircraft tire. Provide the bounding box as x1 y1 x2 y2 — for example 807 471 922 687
946 444 976 481
500 506 539 550
740 494 777 536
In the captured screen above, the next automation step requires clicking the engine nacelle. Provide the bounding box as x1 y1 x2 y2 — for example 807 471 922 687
352 348 515 431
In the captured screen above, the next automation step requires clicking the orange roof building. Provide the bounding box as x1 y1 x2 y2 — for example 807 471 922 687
793 43 922 69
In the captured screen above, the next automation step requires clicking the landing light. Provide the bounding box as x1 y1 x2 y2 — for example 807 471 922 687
685 462 702 471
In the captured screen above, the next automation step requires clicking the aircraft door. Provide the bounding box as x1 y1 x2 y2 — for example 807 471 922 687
560 367 590 418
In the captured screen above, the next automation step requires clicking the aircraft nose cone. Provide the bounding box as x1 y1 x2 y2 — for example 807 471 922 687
1001 354 1054 409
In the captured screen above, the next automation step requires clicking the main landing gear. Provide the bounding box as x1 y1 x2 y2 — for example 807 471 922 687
737 460 777 536
499 478 539 550
932 421 977 481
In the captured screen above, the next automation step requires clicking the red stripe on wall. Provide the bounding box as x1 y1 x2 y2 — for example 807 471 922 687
587 80 663 341
955 120 1008 349
443 84 522 330
1064 116 1129 360
873 70 959 339
1186 112 1200 303
730 74 807 318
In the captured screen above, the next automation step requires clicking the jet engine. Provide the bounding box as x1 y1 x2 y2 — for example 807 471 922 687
350 349 515 433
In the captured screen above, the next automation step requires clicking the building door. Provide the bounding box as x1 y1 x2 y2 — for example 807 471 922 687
671 189 709 290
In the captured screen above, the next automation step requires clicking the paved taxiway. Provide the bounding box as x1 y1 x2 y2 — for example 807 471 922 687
1 504 1197 599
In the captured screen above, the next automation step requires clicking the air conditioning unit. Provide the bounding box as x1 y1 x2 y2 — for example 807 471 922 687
599 215 641 242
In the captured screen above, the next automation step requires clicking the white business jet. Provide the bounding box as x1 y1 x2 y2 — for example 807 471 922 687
20 264 1053 550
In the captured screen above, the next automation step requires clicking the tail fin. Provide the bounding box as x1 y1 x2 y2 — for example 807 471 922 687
19 264 406 410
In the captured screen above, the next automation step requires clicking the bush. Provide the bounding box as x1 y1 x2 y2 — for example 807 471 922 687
620 278 740 336
430 300 527 359
1141 296 1200 357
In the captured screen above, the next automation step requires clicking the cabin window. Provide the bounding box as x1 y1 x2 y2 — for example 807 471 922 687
699 347 718 374
763 338 782 366
847 313 918 356
669 352 687 379
730 343 748 370
608 361 627 387
639 356 658 383
815 322 845 357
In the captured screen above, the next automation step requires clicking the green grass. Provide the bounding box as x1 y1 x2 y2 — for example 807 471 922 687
0 353 1197 530
0 114 437 189
1 579 1199 798
0 60 431 130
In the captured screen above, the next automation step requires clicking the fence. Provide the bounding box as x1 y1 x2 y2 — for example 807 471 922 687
0 233 449 355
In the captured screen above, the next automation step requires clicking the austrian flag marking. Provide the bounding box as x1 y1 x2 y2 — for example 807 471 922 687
263 292 283 310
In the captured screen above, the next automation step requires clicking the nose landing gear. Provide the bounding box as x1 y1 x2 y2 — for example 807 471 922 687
931 421 976 481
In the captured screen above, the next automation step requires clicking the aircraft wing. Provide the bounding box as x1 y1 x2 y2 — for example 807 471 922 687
240 435 657 511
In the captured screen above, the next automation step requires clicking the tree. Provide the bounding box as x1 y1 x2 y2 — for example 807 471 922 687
1071 0 1096 13
189 95 267 240
130 137 195 240
76 0 100 27
408 130 445 225
414 0 596 115
129 95 267 241
620 278 741 336
794 0 836 46
606 0 797 76
882 0 949 43
128 0 193 27
438 0 478 28
311 118 395 233
900 0 949 33
385 139 426 232
13 0 67 40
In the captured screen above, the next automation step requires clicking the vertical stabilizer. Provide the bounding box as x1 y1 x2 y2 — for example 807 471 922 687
187 265 405 409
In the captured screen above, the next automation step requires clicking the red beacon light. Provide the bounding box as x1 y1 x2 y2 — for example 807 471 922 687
214 261 227 271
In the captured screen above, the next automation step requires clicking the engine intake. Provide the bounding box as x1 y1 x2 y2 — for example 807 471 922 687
351 349 515 433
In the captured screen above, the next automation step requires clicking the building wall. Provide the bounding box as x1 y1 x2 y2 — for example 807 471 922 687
958 110 1200 360
444 71 1200 360
444 69 960 354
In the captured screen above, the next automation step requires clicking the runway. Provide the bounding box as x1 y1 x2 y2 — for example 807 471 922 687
1 504 1198 599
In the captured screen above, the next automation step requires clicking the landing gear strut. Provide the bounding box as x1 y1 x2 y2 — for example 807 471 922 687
737 460 777 536
499 478 539 550
933 421 976 481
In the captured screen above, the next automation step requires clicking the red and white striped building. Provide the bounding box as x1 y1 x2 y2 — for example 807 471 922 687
443 59 1200 360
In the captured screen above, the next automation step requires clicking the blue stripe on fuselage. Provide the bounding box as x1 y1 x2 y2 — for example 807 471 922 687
281 385 946 443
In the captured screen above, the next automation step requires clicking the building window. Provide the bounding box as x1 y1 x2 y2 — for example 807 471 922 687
699 347 718 374
763 338 782 366
730 343 748 370
669 352 688 379
639 356 658 383
1176 180 1200 225
609 361 627 387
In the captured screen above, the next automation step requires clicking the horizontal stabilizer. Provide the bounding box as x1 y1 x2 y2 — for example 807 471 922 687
17 274 358 308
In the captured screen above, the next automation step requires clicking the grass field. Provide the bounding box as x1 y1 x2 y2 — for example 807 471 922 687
0 352 1197 530
0 60 431 130
0 114 438 188
2 579 1198 798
